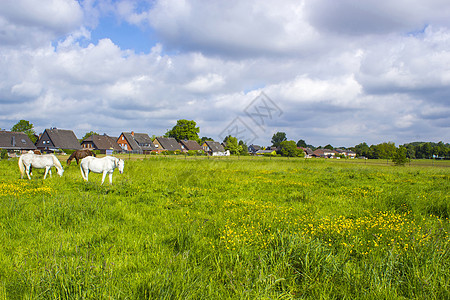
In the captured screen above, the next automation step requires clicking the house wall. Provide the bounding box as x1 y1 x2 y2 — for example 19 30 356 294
35 130 55 151
81 142 94 150
153 139 164 151
117 134 131 151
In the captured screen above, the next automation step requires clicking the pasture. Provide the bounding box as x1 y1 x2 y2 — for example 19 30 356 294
0 156 449 299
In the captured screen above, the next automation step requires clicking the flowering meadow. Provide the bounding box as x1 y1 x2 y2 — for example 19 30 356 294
0 156 448 299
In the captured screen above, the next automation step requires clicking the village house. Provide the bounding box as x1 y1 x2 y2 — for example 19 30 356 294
300 147 314 158
335 149 357 158
312 148 336 158
117 131 155 154
0 130 37 153
202 140 226 155
35 128 81 153
179 140 203 153
248 144 262 154
81 134 122 154
153 137 183 152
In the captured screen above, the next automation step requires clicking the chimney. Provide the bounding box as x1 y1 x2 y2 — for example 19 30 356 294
11 136 16 147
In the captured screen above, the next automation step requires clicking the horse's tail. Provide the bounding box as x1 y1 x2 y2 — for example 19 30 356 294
18 155 25 179
67 151 76 165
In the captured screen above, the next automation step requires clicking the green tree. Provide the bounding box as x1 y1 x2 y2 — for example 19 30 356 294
296 139 307 148
81 131 99 142
223 135 242 155
11 120 37 143
352 142 370 157
324 144 334 150
200 136 213 143
167 120 200 142
393 146 408 166
279 140 304 157
238 140 248 155
271 132 287 148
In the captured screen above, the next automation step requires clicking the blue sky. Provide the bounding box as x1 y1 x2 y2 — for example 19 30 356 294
0 0 449 147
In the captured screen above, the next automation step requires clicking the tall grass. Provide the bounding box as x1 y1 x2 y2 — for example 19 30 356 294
0 156 448 299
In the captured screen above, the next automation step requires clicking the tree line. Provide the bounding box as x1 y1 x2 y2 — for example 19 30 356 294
6 120 449 161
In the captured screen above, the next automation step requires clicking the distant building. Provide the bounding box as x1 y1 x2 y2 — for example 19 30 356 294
202 140 225 155
0 130 37 153
35 128 80 152
179 140 203 152
117 131 155 154
153 137 183 152
81 134 122 154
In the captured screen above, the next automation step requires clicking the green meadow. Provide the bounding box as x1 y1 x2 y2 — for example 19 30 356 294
0 156 449 299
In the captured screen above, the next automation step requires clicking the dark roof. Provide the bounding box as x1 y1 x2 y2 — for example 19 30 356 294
0 131 36 150
121 132 155 151
121 132 140 151
248 144 261 152
82 134 122 151
301 147 314 155
42 128 80 149
131 133 155 151
180 140 202 151
155 137 182 151
204 140 225 152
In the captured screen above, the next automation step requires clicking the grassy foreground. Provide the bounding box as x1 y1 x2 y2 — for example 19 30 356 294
0 156 449 299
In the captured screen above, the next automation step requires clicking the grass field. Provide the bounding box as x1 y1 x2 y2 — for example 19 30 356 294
0 156 449 299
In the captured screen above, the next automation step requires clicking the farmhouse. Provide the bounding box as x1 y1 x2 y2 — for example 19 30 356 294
35 128 81 152
153 137 183 152
248 144 262 154
202 140 226 155
179 140 203 153
335 149 357 158
81 134 122 154
300 147 314 158
0 130 37 153
312 148 336 158
117 131 155 154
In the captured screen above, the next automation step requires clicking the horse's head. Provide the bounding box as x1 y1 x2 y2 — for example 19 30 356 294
117 159 124 174
57 167 64 177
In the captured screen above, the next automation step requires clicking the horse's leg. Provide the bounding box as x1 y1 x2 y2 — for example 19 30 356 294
80 166 86 181
76 158 79 165
109 172 113 184
101 171 108 185
43 167 49 179
26 165 32 180
49 168 52 178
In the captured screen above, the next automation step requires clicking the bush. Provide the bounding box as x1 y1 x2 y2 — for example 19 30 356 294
393 147 408 166
1 149 8 160
63 149 76 155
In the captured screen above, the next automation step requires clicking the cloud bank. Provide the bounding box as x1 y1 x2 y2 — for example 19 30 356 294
0 0 449 146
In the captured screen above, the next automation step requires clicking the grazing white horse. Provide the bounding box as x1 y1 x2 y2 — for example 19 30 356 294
80 156 124 184
18 151 64 179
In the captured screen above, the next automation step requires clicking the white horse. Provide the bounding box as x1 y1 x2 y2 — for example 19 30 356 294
18 151 64 179
80 156 124 184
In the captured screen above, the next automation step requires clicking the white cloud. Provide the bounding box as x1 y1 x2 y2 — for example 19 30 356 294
0 0 449 145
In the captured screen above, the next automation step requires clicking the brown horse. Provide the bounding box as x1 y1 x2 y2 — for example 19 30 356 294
67 149 96 165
